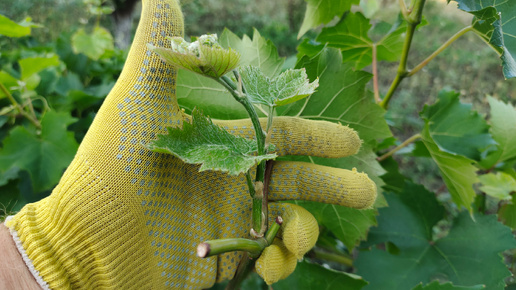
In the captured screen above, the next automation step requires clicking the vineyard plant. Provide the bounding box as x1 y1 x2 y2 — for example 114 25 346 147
2 0 516 289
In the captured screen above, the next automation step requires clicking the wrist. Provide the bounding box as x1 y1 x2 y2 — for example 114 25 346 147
0 223 43 290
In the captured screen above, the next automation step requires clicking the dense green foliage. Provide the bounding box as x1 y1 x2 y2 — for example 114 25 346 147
2 0 516 289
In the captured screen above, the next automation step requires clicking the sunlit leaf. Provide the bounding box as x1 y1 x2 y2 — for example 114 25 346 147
0 14 31 37
298 0 360 38
72 27 114 60
239 65 318 107
177 29 284 120
19 54 60 80
481 97 516 168
478 172 516 200
147 109 276 175
218 28 285 77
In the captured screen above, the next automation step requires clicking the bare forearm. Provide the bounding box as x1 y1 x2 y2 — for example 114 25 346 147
0 223 42 290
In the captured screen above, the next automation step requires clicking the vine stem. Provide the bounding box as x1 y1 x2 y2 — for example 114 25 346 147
0 82 41 129
224 217 282 290
408 25 473 77
377 133 422 162
379 0 425 110
372 43 381 103
399 0 409 20
215 73 277 289
310 247 353 267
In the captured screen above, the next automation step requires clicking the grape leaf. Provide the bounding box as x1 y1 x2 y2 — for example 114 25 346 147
482 97 516 168
278 47 391 143
412 281 485 290
420 90 495 161
147 109 276 175
0 70 19 98
478 172 516 200
149 41 240 79
0 14 31 37
294 200 377 249
316 12 409 69
218 28 285 77
19 54 60 81
177 28 284 120
499 198 516 229
0 111 79 192
355 185 516 290
239 65 318 107
421 127 478 212
452 0 516 78
297 0 360 38
72 26 114 60
273 260 367 289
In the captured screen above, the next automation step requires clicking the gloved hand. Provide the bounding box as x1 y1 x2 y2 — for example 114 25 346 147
5 0 377 288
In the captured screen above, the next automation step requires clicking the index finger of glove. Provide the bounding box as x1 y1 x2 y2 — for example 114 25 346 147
268 160 377 209
213 117 361 159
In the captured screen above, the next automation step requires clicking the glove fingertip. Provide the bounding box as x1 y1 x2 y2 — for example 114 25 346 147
281 205 319 260
255 239 297 285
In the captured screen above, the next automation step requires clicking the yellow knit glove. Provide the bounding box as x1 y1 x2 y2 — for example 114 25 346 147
5 0 376 289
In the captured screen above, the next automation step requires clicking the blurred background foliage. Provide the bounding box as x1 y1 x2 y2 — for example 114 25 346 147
1 0 516 214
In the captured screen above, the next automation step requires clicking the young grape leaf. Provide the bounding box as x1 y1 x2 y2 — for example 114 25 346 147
218 28 285 77
420 90 495 161
478 172 516 200
239 65 318 107
297 0 360 38
0 111 79 192
72 26 114 60
278 47 391 143
149 35 240 79
147 109 276 175
412 281 485 290
273 260 367 289
178 28 284 120
294 200 377 249
451 0 516 78
316 12 410 69
0 14 31 37
19 54 60 81
355 184 516 290
481 97 516 168
421 127 478 212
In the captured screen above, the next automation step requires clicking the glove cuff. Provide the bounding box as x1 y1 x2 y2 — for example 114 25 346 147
5 154 159 289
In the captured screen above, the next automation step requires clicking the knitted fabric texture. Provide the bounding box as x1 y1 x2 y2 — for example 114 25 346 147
255 238 297 285
5 0 377 289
